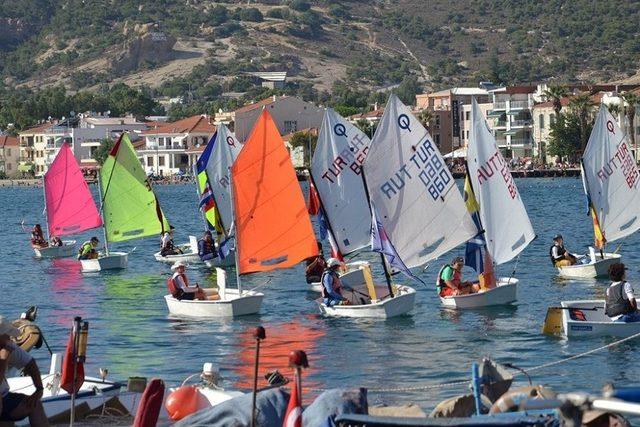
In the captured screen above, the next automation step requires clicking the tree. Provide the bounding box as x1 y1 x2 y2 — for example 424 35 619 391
568 92 595 152
355 119 376 138
606 102 621 118
621 91 639 153
239 8 263 22
288 131 318 167
543 85 569 117
417 109 433 130
547 112 588 162
92 138 115 165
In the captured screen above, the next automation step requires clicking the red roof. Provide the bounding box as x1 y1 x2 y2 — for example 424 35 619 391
533 97 571 109
19 122 55 135
132 139 146 150
281 127 318 142
349 108 385 120
234 96 290 114
0 135 19 147
143 115 216 136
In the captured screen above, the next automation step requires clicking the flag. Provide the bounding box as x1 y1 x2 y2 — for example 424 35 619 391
370 204 425 285
463 173 486 273
195 133 220 231
219 237 232 260
590 204 606 249
60 328 85 394
283 384 302 427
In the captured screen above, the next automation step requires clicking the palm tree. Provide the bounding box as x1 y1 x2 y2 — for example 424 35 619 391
606 102 621 118
621 91 640 157
543 85 569 117
568 92 594 153
418 109 434 130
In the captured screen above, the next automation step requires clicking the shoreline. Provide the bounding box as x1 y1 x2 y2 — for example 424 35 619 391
0 169 582 188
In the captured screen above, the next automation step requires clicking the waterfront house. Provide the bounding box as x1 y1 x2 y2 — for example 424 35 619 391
138 114 216 176
0 135 19 177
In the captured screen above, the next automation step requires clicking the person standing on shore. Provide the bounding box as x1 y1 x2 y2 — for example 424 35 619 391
0 317 49 426
549 234 577 267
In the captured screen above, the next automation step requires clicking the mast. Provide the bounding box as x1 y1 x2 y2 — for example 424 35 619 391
228 172 242 295
308 172 342 258
359 167 394 297
42 172 49 240
96 169 109 255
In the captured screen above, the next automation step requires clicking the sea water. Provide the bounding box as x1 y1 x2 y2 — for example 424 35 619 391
0 177 638 411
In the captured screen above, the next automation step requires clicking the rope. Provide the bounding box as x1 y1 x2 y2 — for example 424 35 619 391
308 379 471 394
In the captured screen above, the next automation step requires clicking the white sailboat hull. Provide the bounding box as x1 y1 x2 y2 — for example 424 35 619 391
80 251 128 272
154 236 202 263
318 285 415 318
310 261 371 292
164 289 263 317
440 278 518 309
561 300 640 338
204 249 236 268
33 240 76 258
9 375 122 426
557 252 621 279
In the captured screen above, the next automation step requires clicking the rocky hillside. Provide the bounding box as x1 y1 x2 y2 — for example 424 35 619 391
1 0 639 96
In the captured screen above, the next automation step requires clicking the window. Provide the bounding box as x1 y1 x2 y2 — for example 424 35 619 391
435 115 440 126
465 111 470 121
434 134 440 146
284 121 297 134
147 156 154 166
550 114 555 125
7 164 11 171
6 149 11 156
158 156 165 166
539 114 544 129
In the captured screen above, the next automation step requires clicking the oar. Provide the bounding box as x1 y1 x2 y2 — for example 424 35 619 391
541 306 599 335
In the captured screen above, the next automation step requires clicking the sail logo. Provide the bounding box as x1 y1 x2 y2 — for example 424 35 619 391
379 137 452 201
596 142 638 189
477 151 517 199
320 133 370 183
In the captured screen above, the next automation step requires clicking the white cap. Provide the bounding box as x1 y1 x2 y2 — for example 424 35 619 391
171 261 187 270
327 258 342 268
0 316 20 337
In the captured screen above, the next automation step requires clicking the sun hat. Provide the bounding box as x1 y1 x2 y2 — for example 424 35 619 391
327 258 342 268
0 316 20 337
171 261 187 270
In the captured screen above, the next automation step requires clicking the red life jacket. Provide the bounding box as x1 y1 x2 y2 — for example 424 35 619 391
167 274 186 298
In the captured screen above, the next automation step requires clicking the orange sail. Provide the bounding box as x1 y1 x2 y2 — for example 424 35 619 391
232 110 318 274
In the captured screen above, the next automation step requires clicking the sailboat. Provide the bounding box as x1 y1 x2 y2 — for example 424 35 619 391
556 104 635 279
194 123 240 268
81 134 170 272
441 99 535 309
34 143 102 258
307 108 374 292
319 94 477 318
165 110 316 317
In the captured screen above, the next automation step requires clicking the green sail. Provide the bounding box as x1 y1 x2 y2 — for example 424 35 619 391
100 134 170 243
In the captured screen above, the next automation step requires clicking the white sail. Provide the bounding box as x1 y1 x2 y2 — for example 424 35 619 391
363 94 477 269
582 105 640 243
311 108 372 254
205 124 242 234
467 98 535 265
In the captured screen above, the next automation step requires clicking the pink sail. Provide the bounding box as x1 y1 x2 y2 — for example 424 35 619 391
44 143 102 237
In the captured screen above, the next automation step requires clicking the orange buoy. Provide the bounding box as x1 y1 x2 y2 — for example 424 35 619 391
165 385 209 421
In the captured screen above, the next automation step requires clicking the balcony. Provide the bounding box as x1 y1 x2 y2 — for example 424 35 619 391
494 120 508 128
493 101 507 110
511 119 532 127
147 143 187 151
509 100 530 110
509 138 533 147
496 139 508 147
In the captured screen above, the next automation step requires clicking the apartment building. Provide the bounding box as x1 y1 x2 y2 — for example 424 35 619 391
0 135 19 176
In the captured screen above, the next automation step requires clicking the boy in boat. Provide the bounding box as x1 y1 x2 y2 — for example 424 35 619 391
605 263 640 323
170 261 218 301
160 226 182 256
0 316 49 426
305 242 326 284
438 256 480 297
321 258 348 306
198 231 217 262
49 236 62 247
77 237 99 260
30 224 48 248
549 234 577 267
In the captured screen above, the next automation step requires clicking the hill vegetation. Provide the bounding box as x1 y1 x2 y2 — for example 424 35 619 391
1 0 639 130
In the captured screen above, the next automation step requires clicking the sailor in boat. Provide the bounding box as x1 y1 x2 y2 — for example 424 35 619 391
49 236 62 247
198 231 218 262
77 237 99 260
170 261 218 301
305 242 326 284
321 258 349 306
0 316 48 426
30 224 47 249
438 256 480 297
549 234 577 267
160 226 182 257
605 263 640 323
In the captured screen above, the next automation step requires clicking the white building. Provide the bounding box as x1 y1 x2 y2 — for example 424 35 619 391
487 86 537 158
138 114 216 176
